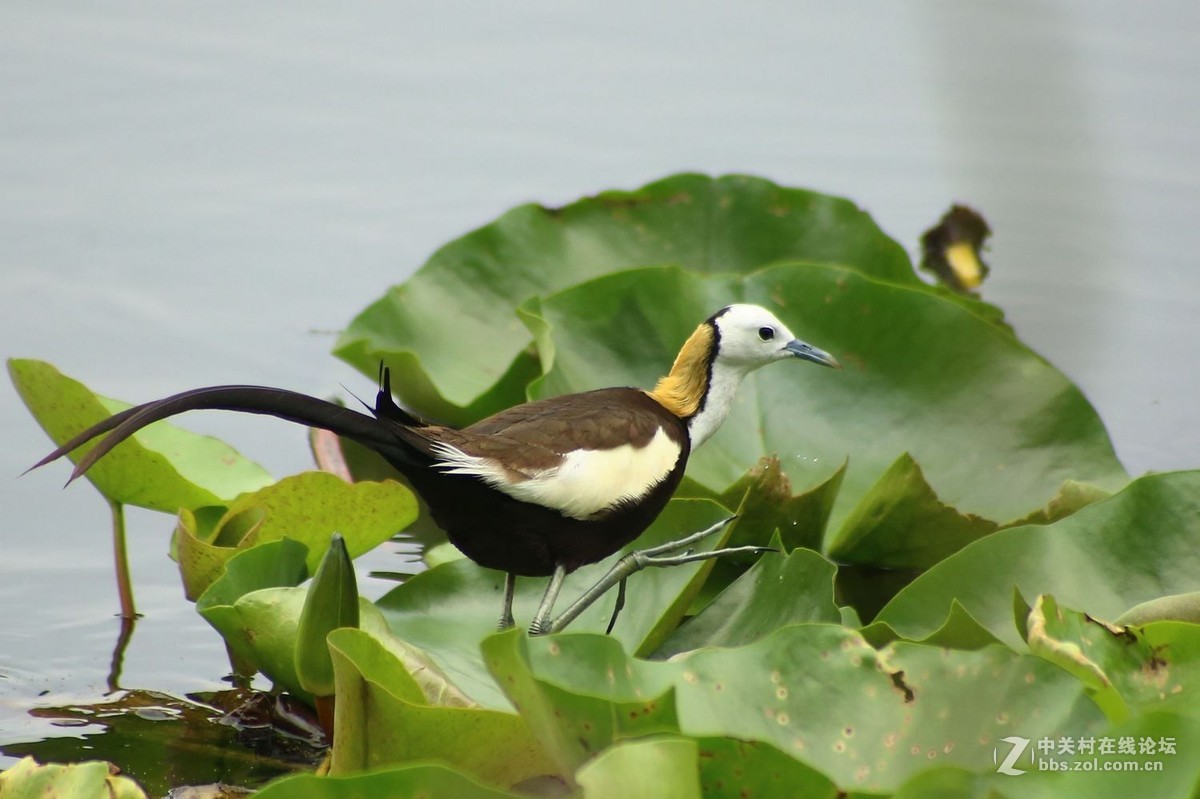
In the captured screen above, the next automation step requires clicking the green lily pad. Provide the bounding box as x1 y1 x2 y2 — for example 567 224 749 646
334 174 922 423
327 628 554 788
10 358 272 511
876 471 1200 648
656 544 840 657
1026 595 1200 724
200 585 394 701
483 624 1104 793
994 711 1200 799
827 453 1005 620
882 766 997 799
216 582 482 710
888 711 1200 799
832 478 1108 620
827 453 998 569
861 599 1004 652
695 737 839 799
576 737 701 799
251 764 527 799
194 538 311 611
716 456 847 555
521 264 1127 538
1118 591 1200 626
1007 479 1112 527
0 757 148 799
678 459 846 612
173 472 417 600
483 629 679 774
308 426 450 552
194 538 310 675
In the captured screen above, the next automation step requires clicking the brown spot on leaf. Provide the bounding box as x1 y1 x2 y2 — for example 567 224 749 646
1142 645 1169 682
1084 613 1137 642
890 671 915 703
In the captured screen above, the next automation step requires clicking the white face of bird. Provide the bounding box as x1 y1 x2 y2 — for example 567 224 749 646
711 304 840 371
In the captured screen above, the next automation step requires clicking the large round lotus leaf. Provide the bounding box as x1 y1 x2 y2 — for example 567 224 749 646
520 264 1127 535
334 173 920 423
655 545 840 657
886 712 1200 799
575 737 701 799
693 737 838 798
482 625 1104 793
877 470 1200 648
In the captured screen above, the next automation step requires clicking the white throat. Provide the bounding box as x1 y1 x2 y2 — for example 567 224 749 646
685 359 753 449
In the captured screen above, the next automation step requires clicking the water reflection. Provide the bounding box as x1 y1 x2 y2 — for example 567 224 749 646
3 688 322 796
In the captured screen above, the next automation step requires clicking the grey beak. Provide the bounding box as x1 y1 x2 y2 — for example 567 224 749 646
784 339 841 369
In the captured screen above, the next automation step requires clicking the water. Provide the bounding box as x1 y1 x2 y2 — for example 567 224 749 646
2 0 1198 783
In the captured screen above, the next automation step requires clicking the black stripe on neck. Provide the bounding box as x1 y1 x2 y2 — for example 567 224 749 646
690 307 729 419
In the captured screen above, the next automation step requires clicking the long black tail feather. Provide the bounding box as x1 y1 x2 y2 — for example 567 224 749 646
30 384 424 484
374 366 425 427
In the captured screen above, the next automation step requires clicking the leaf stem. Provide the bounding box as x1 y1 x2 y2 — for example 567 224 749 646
108 498 138 619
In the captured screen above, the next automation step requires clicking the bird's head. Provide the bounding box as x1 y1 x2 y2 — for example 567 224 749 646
709 304 841 371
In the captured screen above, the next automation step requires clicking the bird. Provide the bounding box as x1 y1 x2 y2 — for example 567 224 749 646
33 304 839 634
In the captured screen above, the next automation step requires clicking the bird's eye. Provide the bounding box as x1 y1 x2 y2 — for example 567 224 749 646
758 326 775 341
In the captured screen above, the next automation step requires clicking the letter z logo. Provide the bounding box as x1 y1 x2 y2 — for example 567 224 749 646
994 736 1030 775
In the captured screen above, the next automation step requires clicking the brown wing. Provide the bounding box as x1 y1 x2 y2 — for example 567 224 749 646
417 388 686 476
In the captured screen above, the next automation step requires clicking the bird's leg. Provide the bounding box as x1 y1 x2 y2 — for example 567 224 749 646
528 565 567 635
498 572 517 630
548 516 772 635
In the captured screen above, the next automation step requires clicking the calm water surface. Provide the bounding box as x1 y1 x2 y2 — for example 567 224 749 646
2 1 1197 781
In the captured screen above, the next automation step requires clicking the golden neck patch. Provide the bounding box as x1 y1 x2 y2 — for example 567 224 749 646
647 323 715 418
